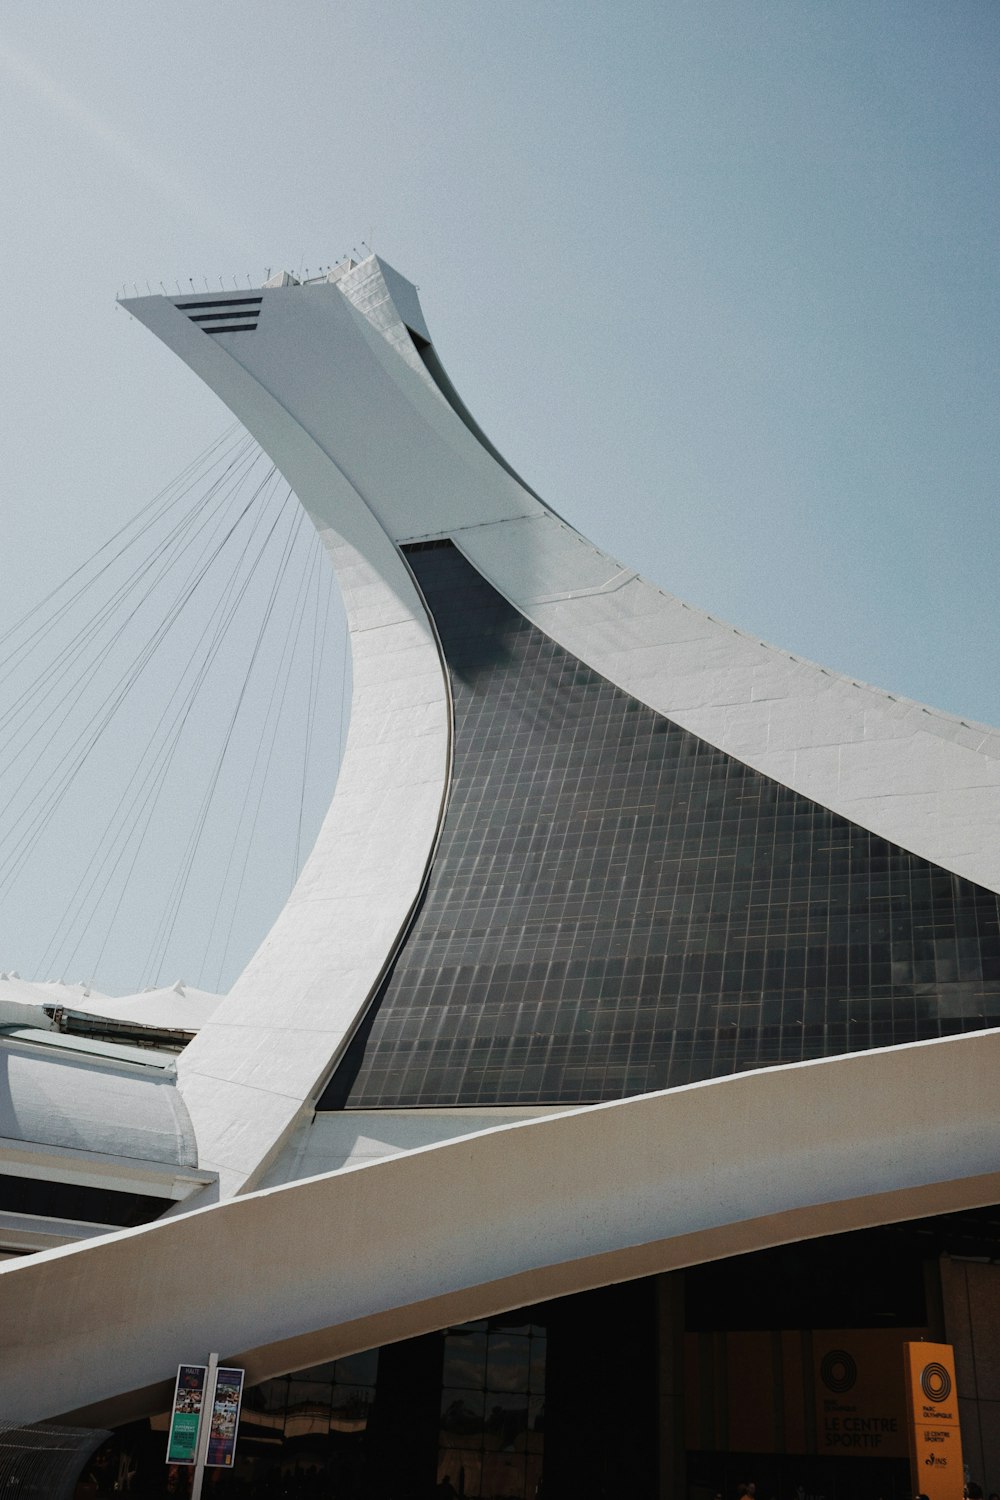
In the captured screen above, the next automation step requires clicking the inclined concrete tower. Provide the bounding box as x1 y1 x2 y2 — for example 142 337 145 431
2 257 1000 1451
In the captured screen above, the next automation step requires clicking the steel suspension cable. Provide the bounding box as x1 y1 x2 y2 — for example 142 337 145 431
0 438 261 753
42 474 290 980
140 501 308 987
205 523 324 989
0 425 247 680
0 458 279 899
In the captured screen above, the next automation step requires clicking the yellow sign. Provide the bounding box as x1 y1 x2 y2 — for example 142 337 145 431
813 1331 913 1459
903 1342 963 1500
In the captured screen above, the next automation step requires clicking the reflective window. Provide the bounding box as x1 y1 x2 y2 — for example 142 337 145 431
438 1319 546 1500
322 542 1000 1108
236 1358 378 1492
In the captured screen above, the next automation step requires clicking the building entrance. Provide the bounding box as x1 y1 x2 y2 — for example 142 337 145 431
88 1208 1000 1499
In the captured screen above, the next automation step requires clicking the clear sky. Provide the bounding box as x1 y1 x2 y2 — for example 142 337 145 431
1 1 998 993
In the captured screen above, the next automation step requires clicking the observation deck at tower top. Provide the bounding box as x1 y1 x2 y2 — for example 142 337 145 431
267 256 359 287
117 253 378 304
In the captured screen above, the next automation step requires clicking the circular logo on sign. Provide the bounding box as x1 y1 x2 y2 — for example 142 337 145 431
921 1363 952 1404
820 1349 858 1393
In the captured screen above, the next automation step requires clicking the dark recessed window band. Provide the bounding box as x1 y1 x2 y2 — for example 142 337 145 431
205 324 258 334
320 542 1000 1111
174 296 263 310
0 1172 172 1228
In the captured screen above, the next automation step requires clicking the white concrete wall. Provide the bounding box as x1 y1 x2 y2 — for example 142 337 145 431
3 1030 1000 1427
256 1106 566 1184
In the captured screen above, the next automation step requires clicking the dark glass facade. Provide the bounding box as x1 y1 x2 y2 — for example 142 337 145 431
438 1318 546 1500
322 542 1000 1110
110 1211 1000 1500
236 1350 378 1496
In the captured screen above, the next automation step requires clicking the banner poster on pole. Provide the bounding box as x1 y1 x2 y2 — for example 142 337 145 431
903 1342 964 1500
166 1365 207 1465
206 1366 246 1469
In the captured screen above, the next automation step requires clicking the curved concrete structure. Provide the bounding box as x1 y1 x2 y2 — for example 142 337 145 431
113 257 1000 1191
0 1042 195 1167
2 1031 1000 1427
1 256 998 1443
0 1032 213 1256
129 260 1000 898
119 270 456 1197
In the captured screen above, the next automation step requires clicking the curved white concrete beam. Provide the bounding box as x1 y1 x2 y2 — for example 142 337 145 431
2 1029 1000 1427
123 280 453 1198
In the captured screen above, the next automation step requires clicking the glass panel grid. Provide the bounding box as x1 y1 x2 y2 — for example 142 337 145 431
323 543 1000 1108
438 1320 546 1499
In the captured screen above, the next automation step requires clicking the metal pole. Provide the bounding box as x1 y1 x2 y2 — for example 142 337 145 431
190 1352 218 1500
